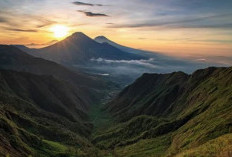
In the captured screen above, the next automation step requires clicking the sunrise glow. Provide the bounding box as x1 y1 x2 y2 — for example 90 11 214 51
50 25 69 39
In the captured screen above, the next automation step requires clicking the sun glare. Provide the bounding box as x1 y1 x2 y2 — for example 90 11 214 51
50 25 69 39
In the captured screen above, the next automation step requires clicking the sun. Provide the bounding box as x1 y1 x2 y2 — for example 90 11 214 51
50 25 69 39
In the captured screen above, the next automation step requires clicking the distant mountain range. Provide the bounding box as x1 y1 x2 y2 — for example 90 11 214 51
15 32 218 86
18 32 144 65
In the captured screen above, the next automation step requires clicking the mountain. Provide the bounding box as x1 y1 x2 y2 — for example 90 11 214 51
95 36 164 58
93 66 232 156
23 32 145 65
106 71 189 122
94 36 219 83
94 36 121 50
0 70 90 120
0 45 113 105
0 45 121 156
1 44 232 156
0 69 96 157
16 34 215 87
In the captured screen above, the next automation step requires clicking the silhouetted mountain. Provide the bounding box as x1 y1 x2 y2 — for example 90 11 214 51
15 35 215 87
23 32 144 65
94 66 232 156
0 45 112 105
94 36 120 49
95 35 163 58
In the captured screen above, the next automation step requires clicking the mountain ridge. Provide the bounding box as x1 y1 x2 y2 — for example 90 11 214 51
1 36 232 157
0 45 113 106
21 32 145 65
93 66 232 156
0 69 96 156
94 35 163 58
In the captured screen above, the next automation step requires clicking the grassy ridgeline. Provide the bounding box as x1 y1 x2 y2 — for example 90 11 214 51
93 67 232 157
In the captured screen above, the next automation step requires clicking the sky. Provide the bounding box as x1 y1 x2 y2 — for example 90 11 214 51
0 0 232 57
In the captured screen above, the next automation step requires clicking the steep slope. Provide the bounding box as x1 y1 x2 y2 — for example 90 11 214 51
0 45 106 88
0 45 111 106
106 71 190 121
0 70 95 157
24 32 144 65
94 67 232 156
0 70 89 120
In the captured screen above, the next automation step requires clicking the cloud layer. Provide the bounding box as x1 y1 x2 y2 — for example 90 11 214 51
90 58 158 69
109 13 232 29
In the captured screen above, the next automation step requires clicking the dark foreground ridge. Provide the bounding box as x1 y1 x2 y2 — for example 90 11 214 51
0 45 115 156
0 69 93 156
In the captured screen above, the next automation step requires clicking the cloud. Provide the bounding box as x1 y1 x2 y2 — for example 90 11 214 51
90 58 158 69
187 55 232 66
109 13 232 29
26 40 58 48
72 1 103 6
0 17 7 23
188 39 232 44
36 19 57 28
97 73 110 76
78 10 108 17
0 10 57 30
87 57 210 79
138 37 147 40
3 27 37 32
196 58 207 62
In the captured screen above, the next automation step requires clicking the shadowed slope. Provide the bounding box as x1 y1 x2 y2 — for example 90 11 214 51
0 70 94 157
0 45 112 106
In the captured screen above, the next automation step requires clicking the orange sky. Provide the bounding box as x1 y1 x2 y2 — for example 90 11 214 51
0 0 232 57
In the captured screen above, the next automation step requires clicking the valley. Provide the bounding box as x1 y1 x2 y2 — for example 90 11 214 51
0 33 232 157
1 0 232 156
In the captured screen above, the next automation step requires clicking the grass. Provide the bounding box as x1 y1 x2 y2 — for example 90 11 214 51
88 93 116 138
92 67 232 157
114 134 171 157
175 133 232 157
42 140 68 153
2 67 232 157
89 103 114 132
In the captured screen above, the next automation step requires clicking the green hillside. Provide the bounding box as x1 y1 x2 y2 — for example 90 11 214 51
1 45 232 157
93 67 232 156
0 70 98 156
